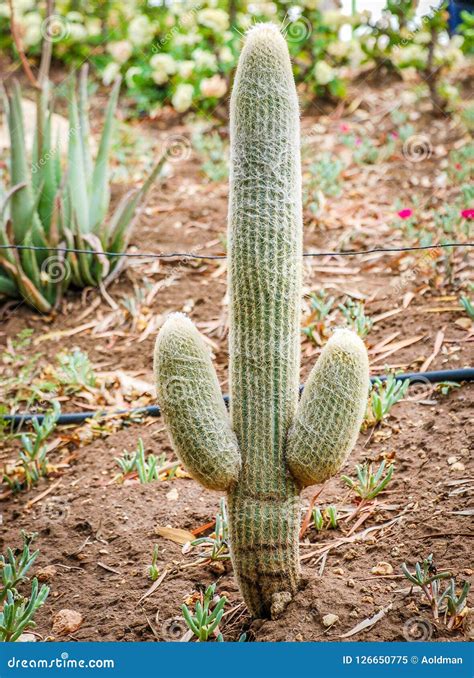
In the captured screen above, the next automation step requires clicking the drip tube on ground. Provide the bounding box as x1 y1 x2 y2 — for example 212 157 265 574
2 368 473 427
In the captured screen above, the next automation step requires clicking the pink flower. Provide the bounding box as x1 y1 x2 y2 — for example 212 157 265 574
398 209 413 219
390 131 399 139
340 123 350 133
355 137 362 146
461 209 474 219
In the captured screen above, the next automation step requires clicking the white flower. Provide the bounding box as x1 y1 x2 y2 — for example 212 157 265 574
198 8 229 32
249 2 277 15
392 44 426 68
68 23 88 42
102 62 120 86
128 15 154 47
172 83 194 113
177 60 195 79
200 75 227 98
86 18 102 37
22 12 41 47
14 0 35 12
173 31 201 47
327 40 350 60
413 30 432 45
125 66 142 89
107 40 133 64
150 53 176 85
219 46 234 63
150 53 176 74
66 11 83 23
314 60 335 85
180 10 197 30
192 48 217 71
348 39 364 67
349 10 370 25
23 24 41 47
321 10 348 28
437 40 464 68
237 13 252 29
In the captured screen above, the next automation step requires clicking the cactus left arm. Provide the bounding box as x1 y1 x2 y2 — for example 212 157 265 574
154 313 241 491
286 330 369 488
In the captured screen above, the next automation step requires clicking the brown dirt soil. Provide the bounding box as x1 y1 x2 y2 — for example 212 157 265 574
0 79 473 642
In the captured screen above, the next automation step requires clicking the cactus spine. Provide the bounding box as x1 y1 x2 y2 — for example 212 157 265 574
154 24 369 618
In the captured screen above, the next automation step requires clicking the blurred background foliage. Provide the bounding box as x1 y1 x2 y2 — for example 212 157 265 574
0 0 472 116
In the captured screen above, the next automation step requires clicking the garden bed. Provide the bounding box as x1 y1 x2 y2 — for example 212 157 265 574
1 77 473 642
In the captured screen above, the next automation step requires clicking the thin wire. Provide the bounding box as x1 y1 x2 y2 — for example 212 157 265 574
0 242 472 260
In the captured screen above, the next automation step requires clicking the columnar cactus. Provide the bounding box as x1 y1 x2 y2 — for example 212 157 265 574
154 23 369 619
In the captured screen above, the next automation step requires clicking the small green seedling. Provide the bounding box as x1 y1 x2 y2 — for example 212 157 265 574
148 545 160 582
115 439 165 484
403 555 470 628
192 131 229 182
312 505 339 532
342 459 394 502
191 498 230 561
3 402 61 492
302 290 335 345
312 507 324 531
0 532 40 603
439 579 470 630
401 553 452 620
338 298 373 339
55 349 97 392
0 579 50 642
303 153 344 214
0 532 49 641
134 440 161 484
402 553 456 621
435 381 461 397
115 451 137 477
367 375 409 424
460 294 474 320
182 583 226 642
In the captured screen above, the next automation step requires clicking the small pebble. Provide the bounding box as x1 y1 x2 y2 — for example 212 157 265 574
322 613 339 627
52 609 83 635
371 561 393 576
37 565 57 582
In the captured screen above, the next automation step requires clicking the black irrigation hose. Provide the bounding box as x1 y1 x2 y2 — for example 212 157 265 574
3 368 473 427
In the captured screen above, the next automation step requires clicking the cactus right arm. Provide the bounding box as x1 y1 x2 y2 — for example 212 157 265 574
286 329 369 488
154 313 241 491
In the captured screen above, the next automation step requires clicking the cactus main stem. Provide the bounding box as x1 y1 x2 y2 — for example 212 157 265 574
227 24 303 618
154 22 370 621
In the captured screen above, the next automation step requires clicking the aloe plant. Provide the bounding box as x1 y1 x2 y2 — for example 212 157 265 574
0 67 165 312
